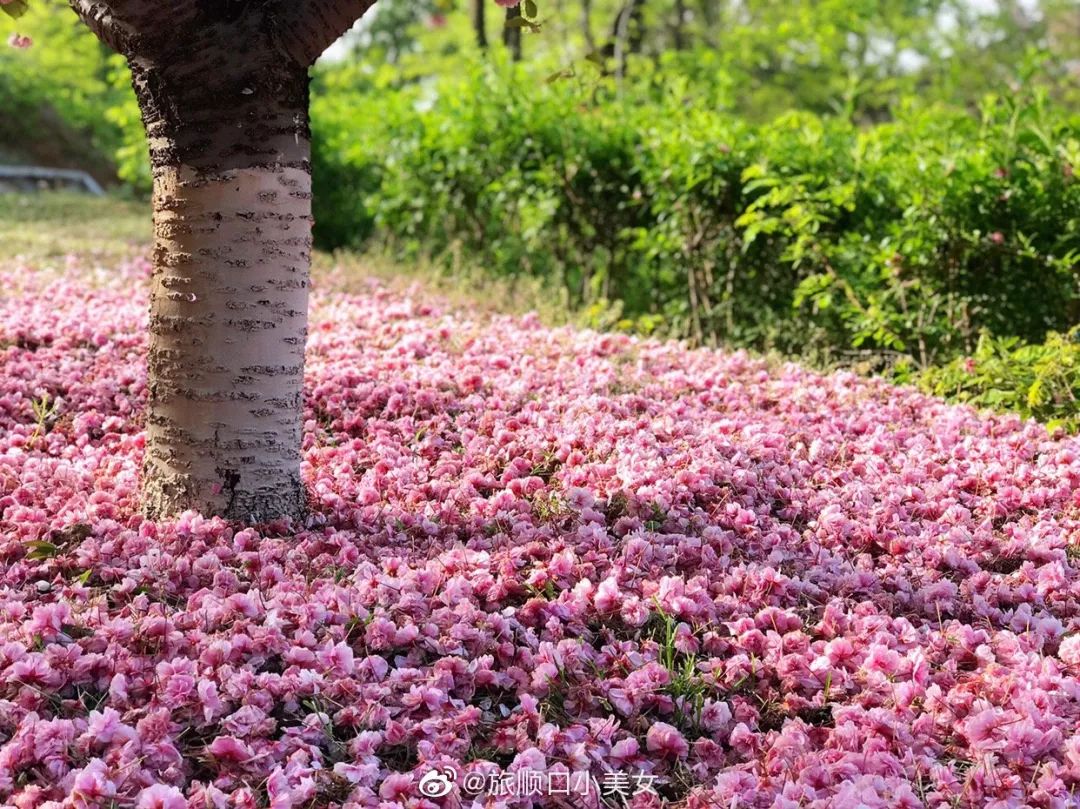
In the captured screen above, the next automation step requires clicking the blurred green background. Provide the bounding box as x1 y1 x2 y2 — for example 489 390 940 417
4 0 1080 428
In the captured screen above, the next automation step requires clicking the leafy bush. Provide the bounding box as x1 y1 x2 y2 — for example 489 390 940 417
0 0 131 178
915 329 1080 433
312 61 1080 367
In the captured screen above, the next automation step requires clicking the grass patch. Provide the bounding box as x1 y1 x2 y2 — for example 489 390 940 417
0 192 150 264
314 248 576 327
0 192 573 327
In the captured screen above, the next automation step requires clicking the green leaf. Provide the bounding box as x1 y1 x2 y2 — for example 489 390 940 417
544 68 574 84
504 16 533 29
523 0 538 18
740 163 767 182
25 541 59 561
1026 377 1046 408
1 0 29 19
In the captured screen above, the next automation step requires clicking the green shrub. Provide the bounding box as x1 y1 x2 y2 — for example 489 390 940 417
311 60 1080 367
915 329 1080 433
0 0 132 177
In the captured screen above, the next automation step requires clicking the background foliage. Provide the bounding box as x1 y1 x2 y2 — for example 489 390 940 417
312 67 1080 369
0 0 130 180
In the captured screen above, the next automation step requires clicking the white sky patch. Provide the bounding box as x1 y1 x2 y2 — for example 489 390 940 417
318 17 372 64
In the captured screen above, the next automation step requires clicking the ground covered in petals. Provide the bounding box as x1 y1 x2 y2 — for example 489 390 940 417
3 259 1080 809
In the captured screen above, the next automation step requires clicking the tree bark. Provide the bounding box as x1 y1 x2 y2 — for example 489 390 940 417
134 33 313 522
143 164 311 522
504 5 523 61
474 0 488 49
68 0 376 522
672 0 685 49
67 1 328 522
612 0 642 88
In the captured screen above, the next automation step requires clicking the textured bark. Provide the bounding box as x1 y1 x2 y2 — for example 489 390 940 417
68 0 135 53
66 0 378 521
144 162 311 521
134 21 313 521
276 0 379 66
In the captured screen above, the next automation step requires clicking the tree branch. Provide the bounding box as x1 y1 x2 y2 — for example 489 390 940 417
69 0 205 56
67 0 134 53
69 0 364 67
272 0 377 66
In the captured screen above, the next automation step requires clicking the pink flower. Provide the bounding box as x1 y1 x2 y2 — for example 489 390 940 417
862 644 901 677
401 684 447 712
610 737 640 766
620 597 650 627
7 256 1080 807
378 772 414 800
196 679 224 722
700 699 732 731
822 636 856 665
7 33 32 49
108 673 130 704
595 577 620 613
225 592 260 618
646 722 689 759
1059 634 1080 666
511 746 547 771
10 655 59 688
316 641 355 675
963 707 1008 752
70 759 116 808
136 784 187 809
85 708 137 747
729 723 756 756
27 602 71 638
208 736 253 763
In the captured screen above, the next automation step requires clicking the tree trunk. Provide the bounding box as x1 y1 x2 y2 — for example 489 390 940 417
672 0 686 49
581 0 596 53
504 5 523 61
69 0 379 523
474 0 488 49
697 0 719 48
131 32 313 522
